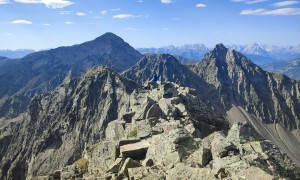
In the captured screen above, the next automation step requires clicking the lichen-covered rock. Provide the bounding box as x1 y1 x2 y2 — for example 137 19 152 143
105 120 126 140
186 147 212 167
83 140 119 176
146 128 197 166
119 158 142 177
166 163 213 180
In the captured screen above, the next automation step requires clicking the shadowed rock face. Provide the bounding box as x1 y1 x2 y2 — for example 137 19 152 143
0 67 138 179
0 32 143 118
191 44 300 166
191 44 300 129
122 54 201 88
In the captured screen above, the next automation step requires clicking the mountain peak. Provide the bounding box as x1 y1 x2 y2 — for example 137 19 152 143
214 43 228 52
94 32 123 42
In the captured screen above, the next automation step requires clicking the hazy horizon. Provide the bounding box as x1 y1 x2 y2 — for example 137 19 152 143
1 0 300 50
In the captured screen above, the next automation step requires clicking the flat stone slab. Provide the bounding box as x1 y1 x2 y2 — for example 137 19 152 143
120 140 151 160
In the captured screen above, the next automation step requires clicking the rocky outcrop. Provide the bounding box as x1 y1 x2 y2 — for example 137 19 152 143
191 44 300 166
0 67 138 179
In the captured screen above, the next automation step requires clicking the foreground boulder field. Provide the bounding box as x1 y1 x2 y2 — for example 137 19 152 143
39 79 299 179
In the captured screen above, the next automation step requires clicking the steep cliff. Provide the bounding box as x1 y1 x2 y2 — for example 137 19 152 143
0 67 138 179
191 44 300 166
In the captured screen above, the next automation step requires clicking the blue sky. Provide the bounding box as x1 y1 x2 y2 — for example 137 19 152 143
0 0 300 50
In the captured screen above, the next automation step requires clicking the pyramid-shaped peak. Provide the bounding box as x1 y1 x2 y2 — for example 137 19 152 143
94 32 124 42
214 43 228 52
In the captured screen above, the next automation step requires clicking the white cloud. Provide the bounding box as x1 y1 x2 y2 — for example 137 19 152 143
76 12 86 16
163 28 169 31
60 10 72 15
14 0 74 9
113 14 142 19
5 33 13 36
0 0 10 4
43 23 51 26
64 21 73 24
240 8 266 14
11 20 32 24
196 3 206 8
42 0 73 8
241 8 300 15
273 1 299 7
100 10 107 15
231 0 268 4
161 0 174 4
111 8 121 11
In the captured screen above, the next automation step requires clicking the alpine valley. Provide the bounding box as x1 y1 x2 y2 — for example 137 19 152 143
1 33 300 180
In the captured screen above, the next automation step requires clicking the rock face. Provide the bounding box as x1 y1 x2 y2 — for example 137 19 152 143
122 54 203 90
0 32 142 118
191 44 300 166
0 67 138 179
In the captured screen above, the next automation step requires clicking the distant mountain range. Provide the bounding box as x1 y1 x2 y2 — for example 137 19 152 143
263 58 300 81
0 49 35 59
138 43 300 66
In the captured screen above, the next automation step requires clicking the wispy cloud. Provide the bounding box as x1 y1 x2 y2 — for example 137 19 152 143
196 3 206 8
60 10 72 15
0 0 10 4
43 23 51 26
137 0 143 2
163 28 169 31
76 12 86 16
273 1 299 7
241 8 300 15
232 0 268 4
93 16 101 19
111 8 121 11
11 20 32 24
100 10 107 15
161 0 174 4
14 0 74 9
64 21 73 24
113 14 146 19
5 33 13 36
